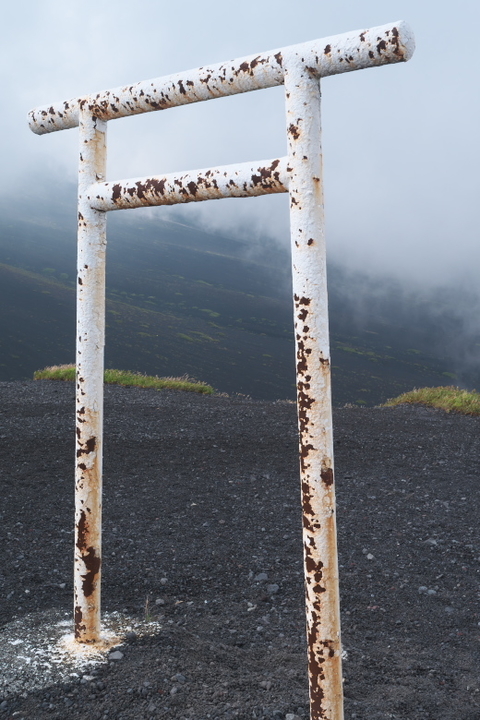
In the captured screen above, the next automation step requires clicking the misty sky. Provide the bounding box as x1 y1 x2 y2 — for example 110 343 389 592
2 0 479 289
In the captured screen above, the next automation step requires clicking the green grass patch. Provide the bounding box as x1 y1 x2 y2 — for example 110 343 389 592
384 386 480 416
33 364 214 394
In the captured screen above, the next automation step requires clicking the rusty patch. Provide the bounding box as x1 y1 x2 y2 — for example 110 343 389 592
300 442 315 472
377 39 387 54
74 605 85 638
81 546 101 597
294 295 311 307
288 123 301 140
321 466 334 486
76 510 88 552
77 435 96 457
76 510 101 597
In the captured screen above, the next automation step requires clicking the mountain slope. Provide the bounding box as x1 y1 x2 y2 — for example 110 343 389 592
0 212 474 404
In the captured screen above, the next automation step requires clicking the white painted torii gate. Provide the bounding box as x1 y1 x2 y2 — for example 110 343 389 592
29 21 414 720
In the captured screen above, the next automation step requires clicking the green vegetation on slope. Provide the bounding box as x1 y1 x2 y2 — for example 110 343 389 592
384 386 480 416
33 364 214 394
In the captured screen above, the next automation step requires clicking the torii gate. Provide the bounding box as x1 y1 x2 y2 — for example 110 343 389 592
28 21 414 720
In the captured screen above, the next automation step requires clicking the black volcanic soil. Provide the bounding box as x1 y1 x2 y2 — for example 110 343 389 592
0 380 479 720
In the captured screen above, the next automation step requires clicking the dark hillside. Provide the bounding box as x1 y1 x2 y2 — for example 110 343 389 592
0 211 476 404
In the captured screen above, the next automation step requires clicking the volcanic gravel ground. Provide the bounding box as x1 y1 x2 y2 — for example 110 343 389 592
0 380 479 720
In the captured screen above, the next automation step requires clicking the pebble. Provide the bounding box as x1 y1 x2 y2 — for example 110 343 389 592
171 673 187 683
254 573 268 582
267 584 279 595
125 631 137 641
160 578 168 585
286 715 301 720
444 606 454 614
418 586 428 594
108 650 124 661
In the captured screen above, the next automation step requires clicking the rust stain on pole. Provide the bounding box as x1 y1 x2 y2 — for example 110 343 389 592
284 56 343 718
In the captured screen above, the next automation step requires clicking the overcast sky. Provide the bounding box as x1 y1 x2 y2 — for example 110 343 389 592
2 0 478 289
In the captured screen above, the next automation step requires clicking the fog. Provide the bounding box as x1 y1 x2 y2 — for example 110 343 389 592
2 1 479 295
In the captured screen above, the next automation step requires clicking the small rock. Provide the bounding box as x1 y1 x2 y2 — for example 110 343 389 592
0 701 8 710
267 584 279 595
58 583 66 589
155 598 165 605
425 538 438 546
256 626 264 632
418 586 428 594
427 589 437 595
259 680 272 690
160 578 168 585
125 631 137 641
444 606 454 614
366 553 374 561
170 686 178 695
171 673 187 683
254 572 268 582
108 650 124 661
286 715 301 720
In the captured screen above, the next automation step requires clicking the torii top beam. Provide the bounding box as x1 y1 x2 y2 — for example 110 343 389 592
28 21 414 135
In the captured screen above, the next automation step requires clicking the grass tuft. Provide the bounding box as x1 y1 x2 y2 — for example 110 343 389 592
384 386 480 416
33 364 214 395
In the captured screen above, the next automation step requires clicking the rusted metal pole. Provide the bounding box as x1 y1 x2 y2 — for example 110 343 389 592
285 57 343 719
74 106 107 643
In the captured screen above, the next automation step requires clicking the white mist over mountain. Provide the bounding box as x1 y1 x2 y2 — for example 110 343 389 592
2 0 478 292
